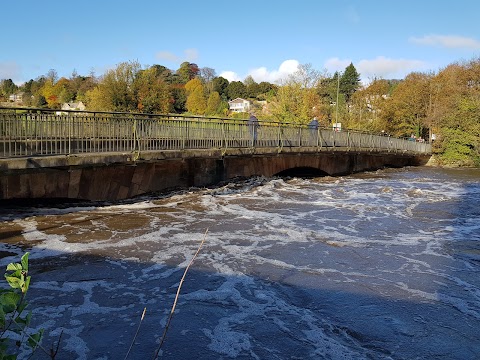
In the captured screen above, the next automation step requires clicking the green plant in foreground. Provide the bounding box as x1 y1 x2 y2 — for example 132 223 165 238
0 252 43 359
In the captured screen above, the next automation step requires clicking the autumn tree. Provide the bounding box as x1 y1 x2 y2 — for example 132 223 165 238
185 78 207 114
134 67 173 114
386 72 433 138
270 63 323 124
66 70 97 103
86 61 141 112
39 79 61 108
176 62 200 83
205 91 228 116
428 59 480 165
150 65 175 83
348 78 391 133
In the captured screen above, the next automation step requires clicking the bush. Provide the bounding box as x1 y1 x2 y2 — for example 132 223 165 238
0 253 43 359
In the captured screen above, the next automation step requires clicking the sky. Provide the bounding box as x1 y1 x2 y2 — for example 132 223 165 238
2 0 480 86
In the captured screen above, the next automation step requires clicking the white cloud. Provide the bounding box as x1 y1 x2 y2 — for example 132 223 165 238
325 56 427 83
356 56 427 82
220 56 427 86
219 71 241 82
155 48 199 64
409 35 480 50
220 60 300 84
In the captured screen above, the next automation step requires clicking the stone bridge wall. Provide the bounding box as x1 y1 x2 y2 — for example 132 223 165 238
0 148 431 201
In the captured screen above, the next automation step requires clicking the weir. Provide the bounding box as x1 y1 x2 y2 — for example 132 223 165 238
0 107 431 201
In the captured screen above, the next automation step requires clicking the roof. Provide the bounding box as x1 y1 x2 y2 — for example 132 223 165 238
228 98 249 104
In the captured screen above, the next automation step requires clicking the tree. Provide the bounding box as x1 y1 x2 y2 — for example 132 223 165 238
286 63 320 89
257 81 277 99
226 81 247 100
40 79 59 108
46 69 58 84
86 61 141 112
340 63 361 103
150 65 174 83
0 79 18 98
348 78 391 132
19 76 47 107
69 71 97 102
176 62 200 83
171 84 187 113
244 75 262 99
212 77 229 99
269 63 325 124
427 59 480 165
200 67 216 96
388 72 433 138
134 67 173 113
185 78 206 114
269 82 320 124
205 91 228 116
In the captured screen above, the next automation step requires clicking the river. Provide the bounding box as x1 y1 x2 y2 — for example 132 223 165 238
0 166 479 360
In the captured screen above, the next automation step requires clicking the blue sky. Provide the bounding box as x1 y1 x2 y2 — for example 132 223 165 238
2 0 480 85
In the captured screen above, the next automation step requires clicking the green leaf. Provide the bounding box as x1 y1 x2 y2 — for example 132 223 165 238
5 263 22 272
16 311 32 326
27 329 43 349
4 276 23 290
20 253 29 272
0 292 20 313
22 276 31 293
14 316 27 326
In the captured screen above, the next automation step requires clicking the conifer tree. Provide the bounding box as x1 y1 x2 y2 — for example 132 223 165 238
340 63 361 102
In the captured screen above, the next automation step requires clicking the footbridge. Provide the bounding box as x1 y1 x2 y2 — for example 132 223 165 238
0 107 431 201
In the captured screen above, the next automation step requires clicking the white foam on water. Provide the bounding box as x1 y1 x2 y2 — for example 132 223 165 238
187 274 370 359
2 168 479 359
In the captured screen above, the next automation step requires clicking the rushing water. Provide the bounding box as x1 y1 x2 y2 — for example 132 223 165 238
0 167 479 360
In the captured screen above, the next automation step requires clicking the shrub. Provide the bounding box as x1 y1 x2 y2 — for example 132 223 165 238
0 253 43 359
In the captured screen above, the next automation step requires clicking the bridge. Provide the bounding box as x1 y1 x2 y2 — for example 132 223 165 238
0 107 431 201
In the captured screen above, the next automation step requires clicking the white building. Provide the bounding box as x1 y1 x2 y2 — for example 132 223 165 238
9 92 24 103
228 98 250 113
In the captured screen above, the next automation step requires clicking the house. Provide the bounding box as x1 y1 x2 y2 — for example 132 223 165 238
228 98 251 113
61 101 86 111
9 92 24 103
56 101 87 115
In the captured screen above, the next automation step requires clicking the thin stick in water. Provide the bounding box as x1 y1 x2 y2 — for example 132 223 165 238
152 229 208 360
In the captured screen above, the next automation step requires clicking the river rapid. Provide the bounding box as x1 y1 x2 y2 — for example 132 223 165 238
0 167 479 360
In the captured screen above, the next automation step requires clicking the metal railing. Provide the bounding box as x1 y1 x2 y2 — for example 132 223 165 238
0 107 431 158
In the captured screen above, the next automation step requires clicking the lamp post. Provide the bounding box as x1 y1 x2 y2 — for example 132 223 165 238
336 72 340 125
